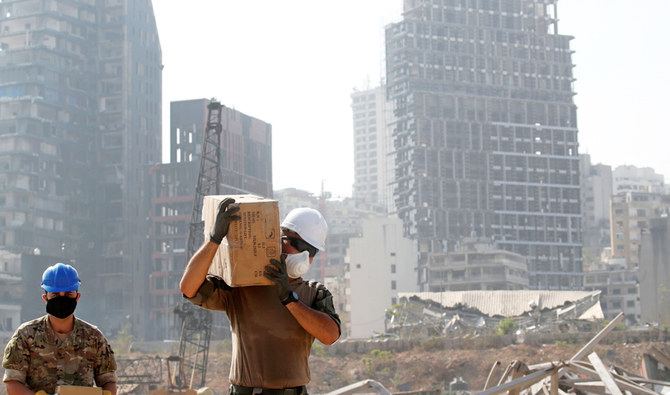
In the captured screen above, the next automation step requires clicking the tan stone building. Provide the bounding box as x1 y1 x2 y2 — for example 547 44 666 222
610 192 670 268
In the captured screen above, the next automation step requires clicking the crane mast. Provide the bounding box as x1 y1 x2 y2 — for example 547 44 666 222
187 100 224 255
176 100 225 390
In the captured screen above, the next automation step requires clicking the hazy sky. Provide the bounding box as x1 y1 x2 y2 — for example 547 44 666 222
153 1 670 199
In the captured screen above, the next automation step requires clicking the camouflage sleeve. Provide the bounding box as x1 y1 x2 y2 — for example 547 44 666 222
311 285 341 335
2 329 29 384
94 334 117 387
183 275 231 311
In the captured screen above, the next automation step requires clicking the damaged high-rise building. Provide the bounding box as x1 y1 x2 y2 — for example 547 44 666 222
0 0 161 336
385 0 582 290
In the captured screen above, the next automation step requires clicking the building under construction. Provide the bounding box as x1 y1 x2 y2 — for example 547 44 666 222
385 0 582 290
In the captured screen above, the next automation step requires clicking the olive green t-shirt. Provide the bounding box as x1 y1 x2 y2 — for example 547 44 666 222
186 276 340 389
2 315 117 394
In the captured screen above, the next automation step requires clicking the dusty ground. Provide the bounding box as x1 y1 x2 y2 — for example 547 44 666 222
199 340 652 394
0 338 655 395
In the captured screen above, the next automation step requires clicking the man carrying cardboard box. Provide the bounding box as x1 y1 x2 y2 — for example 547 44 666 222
2 263 117 395
180 198 340 395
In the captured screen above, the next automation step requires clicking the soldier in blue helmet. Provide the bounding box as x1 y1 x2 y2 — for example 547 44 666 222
2 263 117 395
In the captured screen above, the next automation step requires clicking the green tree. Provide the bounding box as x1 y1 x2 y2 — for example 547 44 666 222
111 323 134 355
496 317 516 335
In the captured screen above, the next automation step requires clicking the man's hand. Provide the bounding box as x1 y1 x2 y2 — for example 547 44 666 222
264 255 290 301
210 198 240 244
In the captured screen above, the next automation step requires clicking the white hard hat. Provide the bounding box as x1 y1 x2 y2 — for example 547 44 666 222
281 208 328 251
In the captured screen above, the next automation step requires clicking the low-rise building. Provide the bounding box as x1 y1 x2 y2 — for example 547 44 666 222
583 254 640 325
427 238 529 292
610 192 670 268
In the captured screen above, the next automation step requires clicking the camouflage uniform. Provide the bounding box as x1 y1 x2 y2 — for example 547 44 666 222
2 315 117 394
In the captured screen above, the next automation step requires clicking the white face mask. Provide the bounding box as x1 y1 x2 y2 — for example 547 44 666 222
285 250 310 278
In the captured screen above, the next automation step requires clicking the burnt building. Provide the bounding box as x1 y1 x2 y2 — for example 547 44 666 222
0 0 161 337
385 0 582 290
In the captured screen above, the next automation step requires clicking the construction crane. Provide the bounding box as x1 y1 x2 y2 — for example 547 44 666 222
116 101 224 395
186 99 224 260
172 99 225 390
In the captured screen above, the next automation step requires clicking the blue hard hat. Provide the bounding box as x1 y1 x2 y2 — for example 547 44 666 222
41 263 81 293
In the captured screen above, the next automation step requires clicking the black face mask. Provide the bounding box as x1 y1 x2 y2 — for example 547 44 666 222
46 295 77 319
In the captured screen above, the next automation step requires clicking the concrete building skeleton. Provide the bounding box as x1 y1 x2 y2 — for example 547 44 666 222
385 0 582 290
0 0 161 337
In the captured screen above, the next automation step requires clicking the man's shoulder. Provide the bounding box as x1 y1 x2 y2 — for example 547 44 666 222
5 316 47 353
302 279 328 291
298 279 333 300
75 317 107 338
14 315 47 336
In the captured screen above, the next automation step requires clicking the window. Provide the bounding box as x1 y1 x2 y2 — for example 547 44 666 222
391 264 396 274
391 280 396 290
626 300 635 308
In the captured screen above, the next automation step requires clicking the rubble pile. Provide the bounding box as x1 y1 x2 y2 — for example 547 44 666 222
387 291 603 338
480 313 670 395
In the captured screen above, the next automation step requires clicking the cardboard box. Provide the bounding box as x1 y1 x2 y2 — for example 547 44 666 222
203 194 279 286
56 386 105 395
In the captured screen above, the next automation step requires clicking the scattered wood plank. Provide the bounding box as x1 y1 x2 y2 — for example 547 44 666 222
483 361 501 390
476 367 558 395
566 361 657 395
570 312 625 362
471 312 667 395
549 371 558 395
587 352 623 395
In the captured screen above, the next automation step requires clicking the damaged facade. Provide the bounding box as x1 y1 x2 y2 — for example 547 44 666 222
385 0 582 291
0 0 161 337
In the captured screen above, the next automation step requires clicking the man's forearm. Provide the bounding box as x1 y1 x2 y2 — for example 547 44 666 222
102 381 117 395
180 241 219 297
285 302 340 345
5 380 34 395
